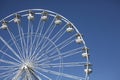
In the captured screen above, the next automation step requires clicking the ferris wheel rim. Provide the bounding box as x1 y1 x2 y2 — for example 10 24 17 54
0 9 91 80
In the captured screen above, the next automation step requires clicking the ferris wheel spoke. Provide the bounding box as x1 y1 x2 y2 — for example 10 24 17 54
31 18 55 60
56 34 76 49
39 47 82 63
34 17 42 39
30 18 43 58
85 76 89 80
36 45 57 60
40 50 82 64
4 73 17 80
33 40 57 60
17 23 26 59
36 24 56 57
34 24 66 59
46 23 56 39
0 50 21 63
0 36 22 61
12 69 24 80
34 69 52 80
1 72 14 79
46 34 75 54
33 17 55 53
20 24 27 58
31 23 45 59
38 62 86 68
0 59 19 66
35 23 66 53
36 34 76 61
54 30 66 43
51 24 67 42
35 47 56 61
35 44 57 61
37 67 84 80
6 28 24 61
37 17 55 48
33 40 49 60
0 68 17 77
25 70 32 80
26 20 31 59
30 21 45 60
3 74 14 80
24 75 28 80
28 69 42 80
29 21 34 58
0 65 18 70
39 23 56 49
59 39 74 50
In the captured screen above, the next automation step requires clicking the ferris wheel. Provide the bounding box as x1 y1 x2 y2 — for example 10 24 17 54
0 9 92 80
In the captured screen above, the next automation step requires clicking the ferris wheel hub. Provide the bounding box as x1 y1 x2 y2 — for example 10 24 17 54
21 60 34 70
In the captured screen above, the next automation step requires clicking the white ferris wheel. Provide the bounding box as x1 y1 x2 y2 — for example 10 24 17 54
0 9 92 80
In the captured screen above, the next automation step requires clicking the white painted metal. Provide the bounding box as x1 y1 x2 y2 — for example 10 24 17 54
0 9 91 80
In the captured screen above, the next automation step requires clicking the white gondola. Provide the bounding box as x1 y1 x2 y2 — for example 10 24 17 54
75 35 83 44
1 21 8 30
55 15 62 25
84 68 92 74
27 10 34 21
41 16 48 21
14 14 21 23
82 52 89 58
66 23 74 32
55 19 62 25
41 11 48 21
66 27 74 32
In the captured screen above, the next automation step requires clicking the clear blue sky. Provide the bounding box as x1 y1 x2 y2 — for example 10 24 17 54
0 0 120 80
